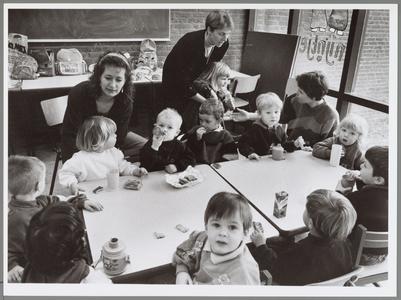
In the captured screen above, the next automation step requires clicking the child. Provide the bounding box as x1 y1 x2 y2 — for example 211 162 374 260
59 116 148 195
21 201 112 283
237 92 304 161
7 155 102 283
250 189 356 285
336 146 388 265
140 108 196 173
182 62 235 132
313 113 369 170
182 98 237 164
172 192 260 285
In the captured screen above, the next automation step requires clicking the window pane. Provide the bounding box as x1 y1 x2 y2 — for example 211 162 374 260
254 9 289 34
292 9 352 91
350 10 389 105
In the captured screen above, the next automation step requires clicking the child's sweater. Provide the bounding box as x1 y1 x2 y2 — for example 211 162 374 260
172 230 260 285
252 233 353 285
8 194 88 271
312 136 364 170
184 125 237 164
59 147 139 188
140 138 196 172
237 120 296 157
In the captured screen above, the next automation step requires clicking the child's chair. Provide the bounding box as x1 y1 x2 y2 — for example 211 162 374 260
230 74 261 111
40 96 68 195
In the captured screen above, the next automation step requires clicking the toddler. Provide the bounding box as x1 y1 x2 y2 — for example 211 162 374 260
22 201 111 283
140 108 196 173
8 155 102 283
183 98 237 164
250 189 356 285
313 113 369 170
183 61 235 132
336 145 388 265
238 92 304 161
172 192 260 285
59 116 148 195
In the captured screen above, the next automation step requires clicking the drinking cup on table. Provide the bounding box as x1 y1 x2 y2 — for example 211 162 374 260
106 169 119 191
329 144 342 167
341 174 356 189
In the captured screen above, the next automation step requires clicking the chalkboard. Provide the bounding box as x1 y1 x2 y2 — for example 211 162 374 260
240 31 300 104
8 9 170 41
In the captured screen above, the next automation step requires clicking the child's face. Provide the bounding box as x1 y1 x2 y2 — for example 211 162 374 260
338 126 360 146
216 76 229 90
296 87 314 104
258 105 281 127
156 115 181 141
103 131 117 150
199 113 221 132
360 159 380 185
100 64 126 98
302 208 311 228
205 211 246 255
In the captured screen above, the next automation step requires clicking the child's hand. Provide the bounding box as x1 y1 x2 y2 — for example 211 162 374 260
151 134 164 150
250 230 266 248
196 126 207 141
70 182 85 195
8 265 24 283
346 170 360 180
294 136 305 148
176 272 193 285
335 180 353 195
133 167 148 177
232 108 250 122
84 200 104 212
165 164 177 174
248 153 260 161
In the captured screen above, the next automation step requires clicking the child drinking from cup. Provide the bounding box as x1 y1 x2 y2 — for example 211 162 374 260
183 98 237 164
59 116 148 195
237 92 304 161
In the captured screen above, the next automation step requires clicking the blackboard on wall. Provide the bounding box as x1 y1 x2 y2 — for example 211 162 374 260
8 9 170 41
240 31 300 105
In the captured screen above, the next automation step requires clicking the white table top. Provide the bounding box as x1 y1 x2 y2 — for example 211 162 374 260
211 151 348 235
81 164 276 277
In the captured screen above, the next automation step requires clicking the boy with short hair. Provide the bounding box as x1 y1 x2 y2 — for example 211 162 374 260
140 108 196 173
237 92 304 161
7 155 102 283
336 145 388 265
172 192 260 285
183 98 237 164
250 189 356 285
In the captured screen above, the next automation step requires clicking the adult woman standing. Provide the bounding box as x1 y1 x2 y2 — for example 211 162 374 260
61 51 147 163
162 10 234 122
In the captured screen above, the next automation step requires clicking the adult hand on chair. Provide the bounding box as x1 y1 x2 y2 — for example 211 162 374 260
232 108 250 122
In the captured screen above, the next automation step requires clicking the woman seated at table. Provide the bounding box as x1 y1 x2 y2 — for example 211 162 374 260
61 51 147 163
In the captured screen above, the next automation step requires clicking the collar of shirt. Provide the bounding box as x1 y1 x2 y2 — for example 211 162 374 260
203 239 245 264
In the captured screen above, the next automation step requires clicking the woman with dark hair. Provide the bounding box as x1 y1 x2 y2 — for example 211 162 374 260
61 51 147 163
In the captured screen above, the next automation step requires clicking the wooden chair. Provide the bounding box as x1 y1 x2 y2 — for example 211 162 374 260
40 96 68 195
230 74 261 110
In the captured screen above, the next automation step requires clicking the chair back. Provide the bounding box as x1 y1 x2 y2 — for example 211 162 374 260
364 230 388 248
285 77 298 98
307 266 364 286
232 74 261 95
40 96 68 127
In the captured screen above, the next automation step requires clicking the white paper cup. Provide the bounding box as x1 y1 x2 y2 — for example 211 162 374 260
330 144 342 167
106 169 119 191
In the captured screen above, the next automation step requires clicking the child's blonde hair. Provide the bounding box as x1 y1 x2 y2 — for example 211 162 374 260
157 108 183 128
76 116 117 152
198 62 231 91
306 189 356 240
255 92 283 112
199 98 224 121
335 113 369 144
8 155 46 195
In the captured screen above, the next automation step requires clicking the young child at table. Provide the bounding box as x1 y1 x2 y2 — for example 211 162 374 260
59 116 148 195
7 155 102 283
182 98 237 164
336 145 388 265
313 114 369 170
237 92 304 161
250 189 356 285
182 61 235 132
140 108 196 173
172 192 260 285
21 201 112 283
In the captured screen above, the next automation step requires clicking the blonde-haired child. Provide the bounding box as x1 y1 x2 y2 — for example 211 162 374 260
238 92 304 161
182 61 235 132
313 113 369 170
250 189 356 285
59 116 148 195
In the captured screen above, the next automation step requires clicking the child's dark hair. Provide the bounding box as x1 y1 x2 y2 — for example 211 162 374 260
365 146 388 186
199 98 224 120
24 202 87 276
296 70 328 101
204 192 253 232
306 189 356 240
